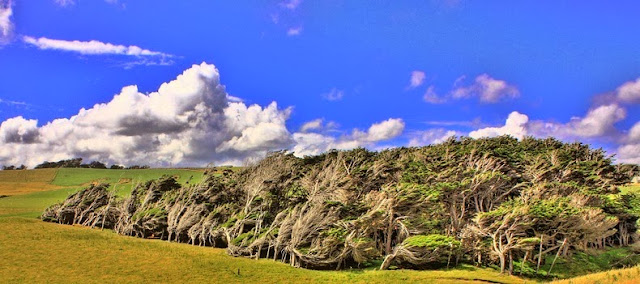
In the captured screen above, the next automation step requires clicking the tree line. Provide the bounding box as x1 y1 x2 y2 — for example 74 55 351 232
42 136 640 276
2 158 150 170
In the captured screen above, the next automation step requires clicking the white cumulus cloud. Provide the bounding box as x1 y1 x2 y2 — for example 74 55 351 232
468 105 626 142
616 121 640 165
0 63 292 167
300 118 323 132
469 111 529 139
628 122 640 143
616 78 640 104
291 118 405 157
617 143 640 165
0 63 407 168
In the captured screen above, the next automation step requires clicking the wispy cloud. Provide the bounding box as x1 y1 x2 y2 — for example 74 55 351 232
423 118 484 128
281 0 302 10
23 36 171 57
322 88 344 101
287 26 302 36
54 0 121 6
408 128 460 146
450 74 519 103
0 0 13 44
54 0 75 7
423 74 519 104
423 86 446 104
408 70 426 89
118 56 175 69
0 98 28 107
22 36 174 67
273 0 304 36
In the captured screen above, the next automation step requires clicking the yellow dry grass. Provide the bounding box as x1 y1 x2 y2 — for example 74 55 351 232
0 217 532 284
0 169 62 196
552 265 640 284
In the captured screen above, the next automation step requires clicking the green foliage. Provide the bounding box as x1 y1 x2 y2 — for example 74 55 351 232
529 198 582 219
24 137 640 277
232 232 255 246
221 216 238 228
323 227 348 241
403 234 460 249
132 207 167 221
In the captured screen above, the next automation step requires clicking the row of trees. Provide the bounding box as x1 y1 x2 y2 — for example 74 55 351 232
42 136 640 275
2 165 27 170
0 158 151 170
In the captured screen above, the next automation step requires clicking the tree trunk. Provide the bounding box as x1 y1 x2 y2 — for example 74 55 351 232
520 251 529 275
380 253 395 270
548 238 567 275
508 252 514 275
536 235 543 274
385 208 394 255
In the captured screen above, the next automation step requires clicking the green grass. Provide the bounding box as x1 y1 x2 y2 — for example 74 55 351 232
552 265 640 284
2 169 636 283
0 168 533 283
550 247 640 278
0 168 206 218
513 247 640 279
0 218 529 284
0 187 80 218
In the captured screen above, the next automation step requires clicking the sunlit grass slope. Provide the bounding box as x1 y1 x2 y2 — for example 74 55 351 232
1 168 636 283
0 169 61 196
0 168 206 218
552 265 640 284
0 168 531 283
0 217 529 284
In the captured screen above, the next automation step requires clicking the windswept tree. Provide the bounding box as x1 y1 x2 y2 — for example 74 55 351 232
42 136 640 273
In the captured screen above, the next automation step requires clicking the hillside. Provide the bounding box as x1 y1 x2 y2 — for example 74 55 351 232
0 168 528 283
0 168 205 218
42 136 640 277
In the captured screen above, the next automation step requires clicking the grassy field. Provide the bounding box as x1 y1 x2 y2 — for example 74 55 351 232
0 168 206 218
0 217 530 284
552 265 640 284
0 168 61 196
0 169 637 283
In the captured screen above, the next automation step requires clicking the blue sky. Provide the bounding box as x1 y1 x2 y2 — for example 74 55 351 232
1 0 640 167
